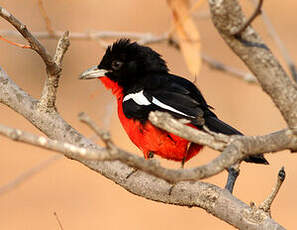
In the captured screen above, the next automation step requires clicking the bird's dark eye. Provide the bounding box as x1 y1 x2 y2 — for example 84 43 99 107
112 60 123 70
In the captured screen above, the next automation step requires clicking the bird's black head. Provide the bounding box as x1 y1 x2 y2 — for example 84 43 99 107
80 39 169 89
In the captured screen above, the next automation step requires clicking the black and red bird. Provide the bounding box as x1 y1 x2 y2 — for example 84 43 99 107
80 39 268 167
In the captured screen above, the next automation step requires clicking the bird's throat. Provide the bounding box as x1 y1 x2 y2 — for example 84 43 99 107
99 76 123 99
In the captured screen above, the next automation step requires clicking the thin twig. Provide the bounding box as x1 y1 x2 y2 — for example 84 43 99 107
259 167 286 216
202 54 257 84
0 35 31 49
231 0 264 35
0 7 60 75
0 154 62 196
53 212 64 230
250 0 297 82
37 0 55 36
78 112 115 151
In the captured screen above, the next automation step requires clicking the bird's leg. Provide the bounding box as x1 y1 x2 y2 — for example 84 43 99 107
225 164 240 193
126 151 154 179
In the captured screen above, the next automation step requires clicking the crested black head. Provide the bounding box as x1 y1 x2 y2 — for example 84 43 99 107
97 39 169 88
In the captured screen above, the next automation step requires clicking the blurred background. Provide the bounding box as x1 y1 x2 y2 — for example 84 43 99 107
0 0 296 229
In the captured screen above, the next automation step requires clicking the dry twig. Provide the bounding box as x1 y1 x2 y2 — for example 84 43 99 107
53 212 64 230
202 54 257 83
0 34 31 49
232 0 264 35
0 154 62 195
250 0 297 82
0 6 59 75
78 112 115 151
37 0 55 36
259 167 286 216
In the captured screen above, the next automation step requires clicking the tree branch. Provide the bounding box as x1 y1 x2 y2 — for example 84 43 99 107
0 2 293 228
208 0 297 128
0 6 60 75
0 154 62 195
0 34 31 48
1 91 296 185
249 0 297 82
37 0 55 36
38 31 70 111
0 105 286 230
259 167 286 216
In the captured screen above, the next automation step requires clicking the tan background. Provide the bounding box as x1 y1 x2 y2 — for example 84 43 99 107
0 0 296 229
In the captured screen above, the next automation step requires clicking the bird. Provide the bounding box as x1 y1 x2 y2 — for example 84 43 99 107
79 39 268 169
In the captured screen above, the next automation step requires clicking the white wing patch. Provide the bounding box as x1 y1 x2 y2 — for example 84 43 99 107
152 97 194 118
123 90 194 118
123 90 151 105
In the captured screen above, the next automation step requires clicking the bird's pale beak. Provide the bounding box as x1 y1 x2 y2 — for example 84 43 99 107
79 66 108 80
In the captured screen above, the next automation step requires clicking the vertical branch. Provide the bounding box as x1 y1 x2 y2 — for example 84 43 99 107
38 31 70 112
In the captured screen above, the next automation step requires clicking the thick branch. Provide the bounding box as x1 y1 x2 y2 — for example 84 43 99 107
208 0 297 127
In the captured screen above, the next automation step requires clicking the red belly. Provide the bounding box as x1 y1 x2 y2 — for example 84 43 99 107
117 97 203 162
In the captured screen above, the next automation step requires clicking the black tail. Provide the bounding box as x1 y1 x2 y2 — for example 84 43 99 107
204 115 269 165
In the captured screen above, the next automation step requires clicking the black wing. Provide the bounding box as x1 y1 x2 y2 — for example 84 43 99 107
122 73 268 164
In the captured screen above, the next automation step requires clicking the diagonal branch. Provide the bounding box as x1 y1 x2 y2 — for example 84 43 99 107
0 6 60 75
250 0 297 83
37 0 55 36
0 154 62 195
208 0 297 128
0 34 31 48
